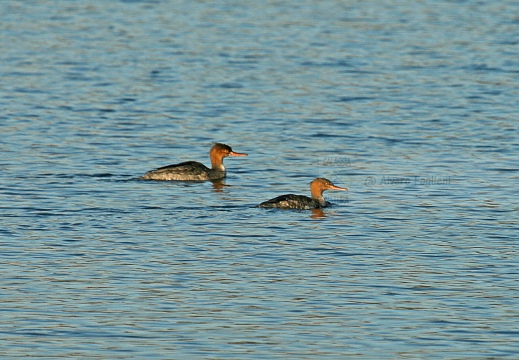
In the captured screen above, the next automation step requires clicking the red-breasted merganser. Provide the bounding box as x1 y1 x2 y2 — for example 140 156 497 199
141 143 247 181
258 178 347 209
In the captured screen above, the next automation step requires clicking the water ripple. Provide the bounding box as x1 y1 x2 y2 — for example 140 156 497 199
1 0 519 358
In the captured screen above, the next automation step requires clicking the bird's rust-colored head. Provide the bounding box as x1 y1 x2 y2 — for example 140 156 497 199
310 177 348 199
209 143 247 170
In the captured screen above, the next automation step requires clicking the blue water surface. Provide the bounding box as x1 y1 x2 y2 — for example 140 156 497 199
1 0 518 358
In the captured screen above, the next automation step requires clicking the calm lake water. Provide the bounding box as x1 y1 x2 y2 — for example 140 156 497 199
1 0 519 358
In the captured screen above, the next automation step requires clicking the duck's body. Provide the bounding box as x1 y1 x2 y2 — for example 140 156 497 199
258 178 347 210
258 194 328 210
141 161 224 181
141 143 247 181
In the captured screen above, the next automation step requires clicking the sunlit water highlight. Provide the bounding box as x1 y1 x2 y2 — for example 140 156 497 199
1 0 518 358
